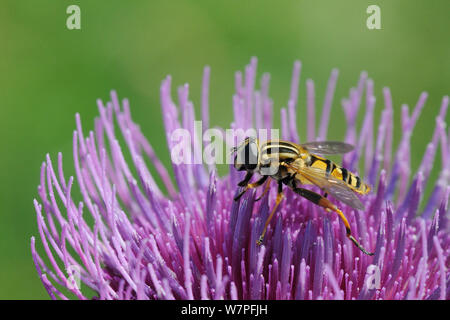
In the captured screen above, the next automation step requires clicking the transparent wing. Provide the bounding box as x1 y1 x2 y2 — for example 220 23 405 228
287 164 365 210
300 141 354 155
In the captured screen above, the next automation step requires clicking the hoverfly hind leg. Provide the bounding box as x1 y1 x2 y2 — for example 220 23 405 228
291 185 374 256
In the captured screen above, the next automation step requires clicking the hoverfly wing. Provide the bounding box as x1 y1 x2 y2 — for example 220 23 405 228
290 165 365 210
300 141 354 155
326 184 365 211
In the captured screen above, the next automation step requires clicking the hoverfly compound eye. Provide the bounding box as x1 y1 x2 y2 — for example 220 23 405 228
233 138 258 171
233 154 245 171
244 139 258 170
234 146 246 171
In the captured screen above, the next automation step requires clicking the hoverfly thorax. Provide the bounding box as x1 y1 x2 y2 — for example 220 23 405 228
233 137 259 172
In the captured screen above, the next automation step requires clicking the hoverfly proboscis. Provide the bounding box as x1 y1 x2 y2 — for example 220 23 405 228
232 138 374 256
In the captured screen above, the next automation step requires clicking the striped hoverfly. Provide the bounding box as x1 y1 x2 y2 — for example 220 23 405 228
232 137 374 256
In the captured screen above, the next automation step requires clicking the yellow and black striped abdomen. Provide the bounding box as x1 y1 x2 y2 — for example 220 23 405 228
308 154 371 195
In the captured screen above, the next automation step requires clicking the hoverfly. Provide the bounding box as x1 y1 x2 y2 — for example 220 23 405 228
232 137 374 256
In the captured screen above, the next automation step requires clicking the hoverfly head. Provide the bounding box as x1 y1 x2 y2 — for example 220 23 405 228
233 137 259 172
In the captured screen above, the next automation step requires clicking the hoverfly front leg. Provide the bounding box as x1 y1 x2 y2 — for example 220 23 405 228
234 175 268 201
237 171 253 187
255 179 271 201
290 184 374 256
257 181 284 245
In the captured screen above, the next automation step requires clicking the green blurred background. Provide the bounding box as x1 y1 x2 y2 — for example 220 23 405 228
0 0 448 299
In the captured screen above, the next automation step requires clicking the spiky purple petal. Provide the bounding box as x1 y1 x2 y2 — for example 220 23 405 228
32 58 449 300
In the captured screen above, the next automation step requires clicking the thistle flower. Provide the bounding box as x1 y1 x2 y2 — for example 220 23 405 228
32 58 449 300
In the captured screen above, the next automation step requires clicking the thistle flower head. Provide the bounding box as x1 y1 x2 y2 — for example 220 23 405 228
32 58 449 300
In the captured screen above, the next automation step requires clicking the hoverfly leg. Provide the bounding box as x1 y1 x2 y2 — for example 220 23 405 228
234 189 246 201
290 185 374 256
238 172 253 187
255 178 271 201
234 175 268 201
257 181 283 245
234 172 254 201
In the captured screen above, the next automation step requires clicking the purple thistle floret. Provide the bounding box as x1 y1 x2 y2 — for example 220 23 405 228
32 58 449 300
